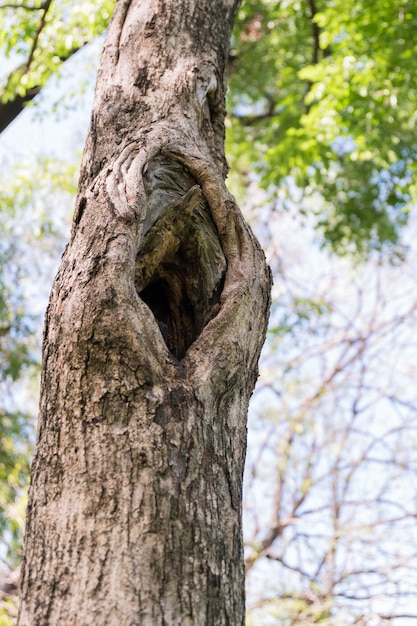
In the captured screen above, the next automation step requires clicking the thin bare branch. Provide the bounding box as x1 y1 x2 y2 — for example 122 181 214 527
0 2 44 9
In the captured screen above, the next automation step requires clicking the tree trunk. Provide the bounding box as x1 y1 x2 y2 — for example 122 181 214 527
18 1 271 624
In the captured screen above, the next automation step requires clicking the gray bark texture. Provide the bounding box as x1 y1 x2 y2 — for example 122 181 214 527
18 1 272 624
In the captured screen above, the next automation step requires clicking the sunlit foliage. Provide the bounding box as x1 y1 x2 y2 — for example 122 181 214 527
228 0 417 255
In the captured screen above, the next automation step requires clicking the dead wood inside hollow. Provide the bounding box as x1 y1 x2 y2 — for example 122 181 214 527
135 155 227 359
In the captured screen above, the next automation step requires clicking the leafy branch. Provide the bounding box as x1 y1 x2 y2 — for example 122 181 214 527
24 0 52 72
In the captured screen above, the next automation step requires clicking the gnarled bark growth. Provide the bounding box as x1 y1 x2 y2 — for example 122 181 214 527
18 1 271 624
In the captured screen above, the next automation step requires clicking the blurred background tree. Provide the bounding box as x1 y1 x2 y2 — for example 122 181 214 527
1 0 417 623
244 192 417 624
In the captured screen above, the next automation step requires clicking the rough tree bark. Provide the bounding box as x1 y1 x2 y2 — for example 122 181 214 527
18 1 271 624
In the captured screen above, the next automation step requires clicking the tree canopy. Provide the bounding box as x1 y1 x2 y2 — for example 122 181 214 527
227 0 417 256
0 0 113 130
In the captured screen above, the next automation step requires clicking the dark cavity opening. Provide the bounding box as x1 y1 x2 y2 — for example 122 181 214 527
140 273 197 359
